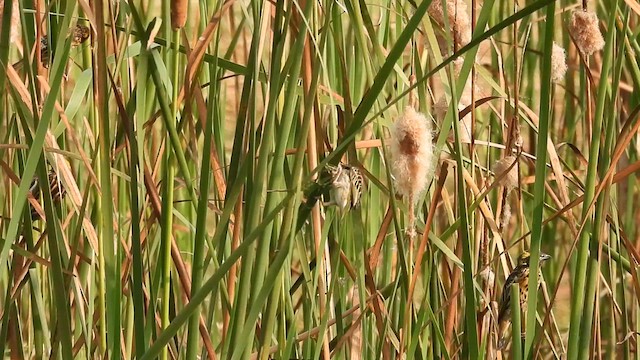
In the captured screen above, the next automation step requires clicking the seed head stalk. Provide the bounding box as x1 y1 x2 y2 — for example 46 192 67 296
566 4 616 359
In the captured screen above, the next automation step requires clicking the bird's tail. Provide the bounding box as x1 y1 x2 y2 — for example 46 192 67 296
497 318 510 350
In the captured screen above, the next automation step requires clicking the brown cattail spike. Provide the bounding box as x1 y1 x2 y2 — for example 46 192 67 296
171 0 188 30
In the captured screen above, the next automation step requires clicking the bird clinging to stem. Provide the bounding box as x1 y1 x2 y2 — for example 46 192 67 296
497 251 551 349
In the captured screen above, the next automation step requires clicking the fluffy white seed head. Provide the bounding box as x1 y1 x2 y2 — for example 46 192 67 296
492 156 519 190
500 202 512 229
390 106 435 202
429 0 472 47
569 10 605 56
551 42 568 82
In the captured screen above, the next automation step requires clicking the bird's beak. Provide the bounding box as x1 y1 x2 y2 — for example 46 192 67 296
540 253 551 262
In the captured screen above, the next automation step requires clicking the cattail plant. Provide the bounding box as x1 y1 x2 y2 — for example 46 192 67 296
551 42 567 82
492 155 519 190
569 9 605 56
389 94 435 237
171 0 188 30
428 0 472 48
3 1 638 359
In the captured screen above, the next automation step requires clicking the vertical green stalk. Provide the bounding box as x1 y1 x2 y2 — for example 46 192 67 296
450 60 479 360
231 4 325 358
510 284 522 360
37 164 73 359
566 4 616 358
126 56 148 360
185 33 216 360
226 2 264 355
159 151 175 360
257 6 308 356
129 8 152 355
577 8 620 359
0 0 14 95
92 0 120 356
524 1 554 356
247 0 283 311
249 1 294 357
159 28 181 360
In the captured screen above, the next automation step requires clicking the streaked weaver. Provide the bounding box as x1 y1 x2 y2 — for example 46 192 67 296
29 168 66 220
497 251 551 349
323 162 363 214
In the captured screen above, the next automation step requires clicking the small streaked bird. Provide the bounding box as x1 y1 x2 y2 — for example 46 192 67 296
29 168 67 220
323 162 363 214
40 24 91 67
497 251 551 349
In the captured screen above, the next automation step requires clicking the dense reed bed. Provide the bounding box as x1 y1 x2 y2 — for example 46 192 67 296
1 0 639 358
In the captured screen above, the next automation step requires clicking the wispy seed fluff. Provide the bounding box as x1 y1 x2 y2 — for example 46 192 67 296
551 42 568 82
492 156 518 190
500 202 512 229
390 106 435 235
0 1 20 45
429 0 472 48
434 56 479 143
569 10 605 56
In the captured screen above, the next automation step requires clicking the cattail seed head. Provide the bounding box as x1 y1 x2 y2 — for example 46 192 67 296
390 105 435 237
390 106 435 202
492 156 518 190
569 10 605 56
551 42 567 82
480 267 495 288
429 0 472 47
171 0 188 30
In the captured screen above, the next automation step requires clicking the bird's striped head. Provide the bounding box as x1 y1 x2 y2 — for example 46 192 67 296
517 251 551 267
